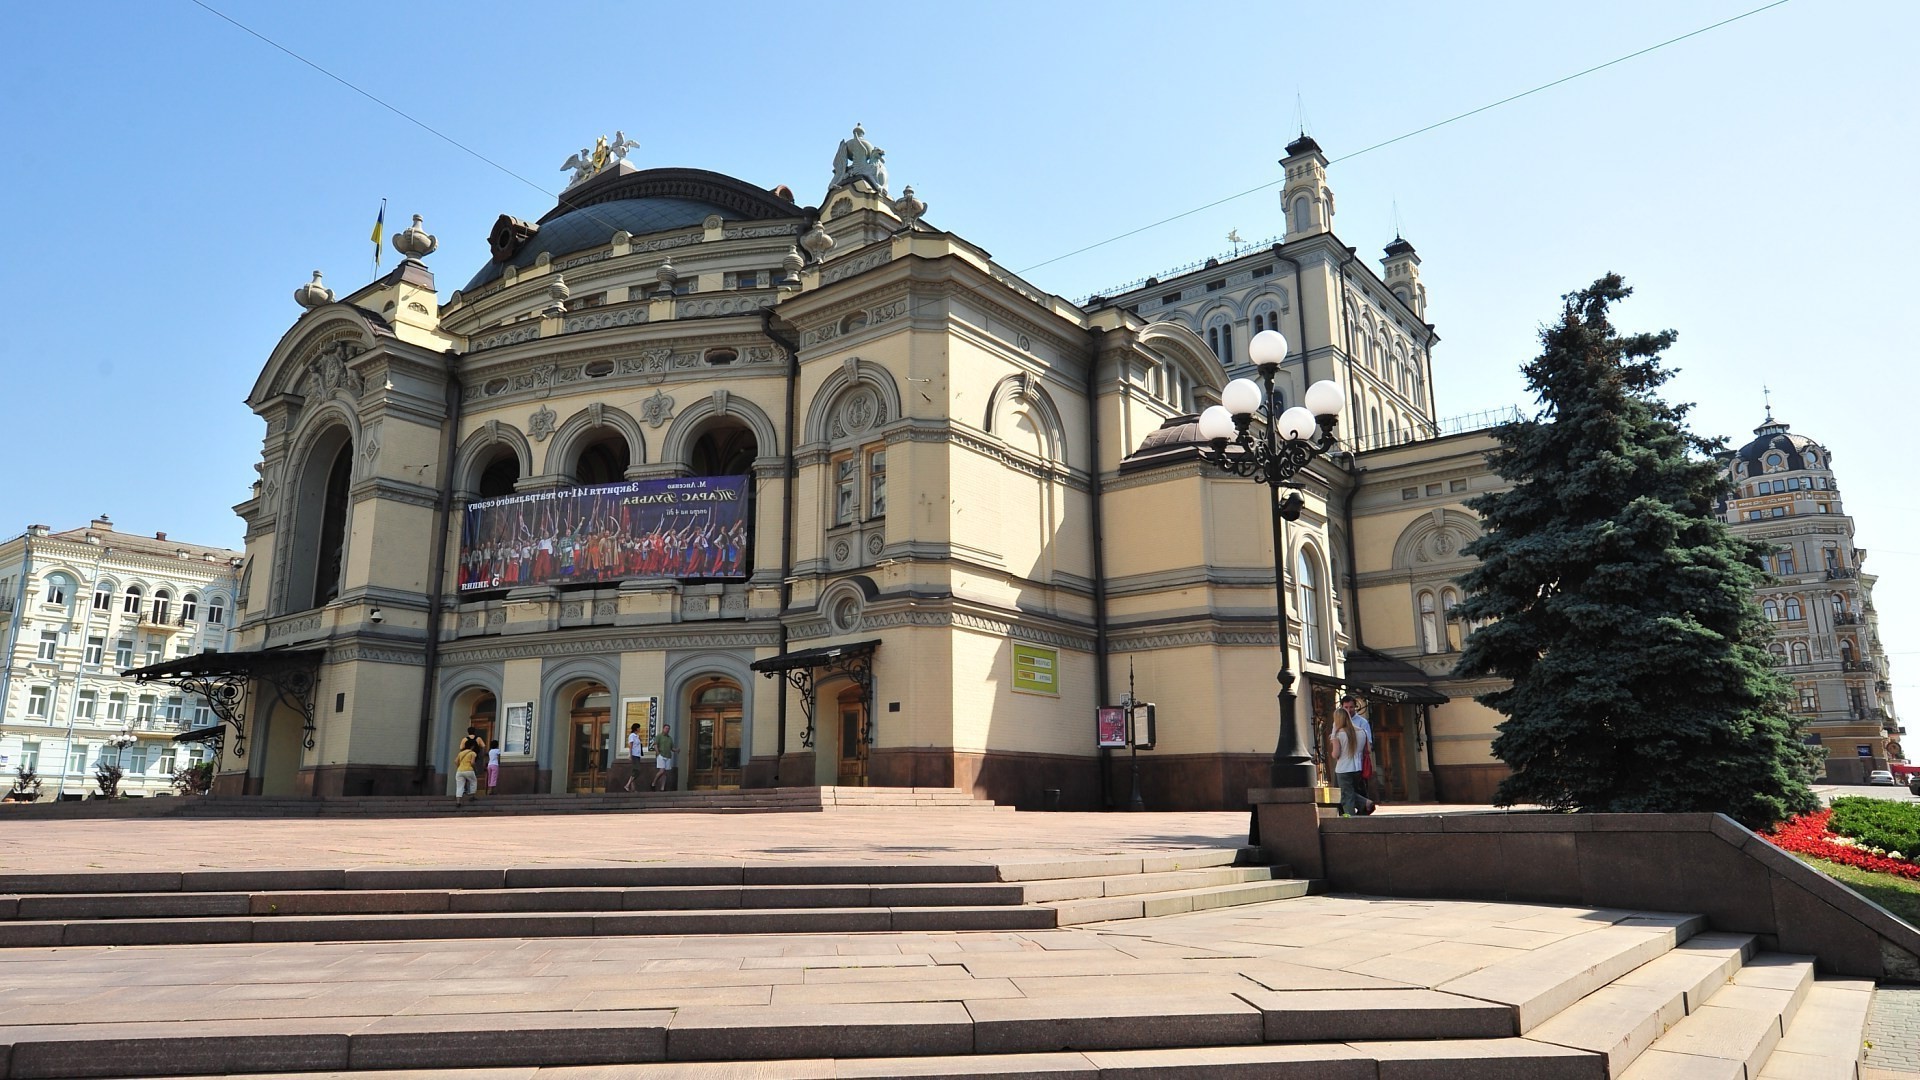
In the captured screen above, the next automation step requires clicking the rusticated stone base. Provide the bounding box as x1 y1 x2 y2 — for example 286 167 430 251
301 764 421 797
1432 763 1509 804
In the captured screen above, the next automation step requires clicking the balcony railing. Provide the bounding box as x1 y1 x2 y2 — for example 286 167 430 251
1834 611 1863 625
1843 660 1876 673
1826 567 1860 580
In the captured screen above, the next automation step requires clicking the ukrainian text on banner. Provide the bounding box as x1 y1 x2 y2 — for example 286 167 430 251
458 476 750 591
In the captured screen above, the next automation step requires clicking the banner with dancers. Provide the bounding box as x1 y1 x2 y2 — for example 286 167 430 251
458 476 750 592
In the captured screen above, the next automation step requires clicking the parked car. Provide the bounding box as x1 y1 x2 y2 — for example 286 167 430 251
1867 769 1895 786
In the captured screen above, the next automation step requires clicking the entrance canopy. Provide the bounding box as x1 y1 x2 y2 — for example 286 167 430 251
1341 647 1450 706
751 639 881 751
123 649 323 761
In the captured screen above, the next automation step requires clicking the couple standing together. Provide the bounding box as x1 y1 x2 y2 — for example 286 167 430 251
625 722 676 792
1329 694 1376 817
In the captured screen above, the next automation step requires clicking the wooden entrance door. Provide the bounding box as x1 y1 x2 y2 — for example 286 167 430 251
690 679 744 789
1376 705 1409 802
835 686 867 786
566 685 611 793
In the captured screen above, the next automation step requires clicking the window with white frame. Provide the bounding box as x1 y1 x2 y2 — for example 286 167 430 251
114 639 133 669
1790 641 1810 665
122 586 142 615
180 594 198 623
1799 686 1819 712
1297 548 1326 664
106 693 127 721
126 746 148 775
37 632 59 661
20 741 39 772
158 746 176 775
1441 588 1460 650
1763 599 1779 620
66 742 88 774
40 573 73 608
833 454 859 526
151 591 171 624
26 685 51 718
93 584 114 611
76 691 96 720
193 702 211 727
164 695 183 721
84 636 104 666
135 695 156 722
867 448 887 518
1784 597 1804 620
1418 592 1440 654
206 597 226 625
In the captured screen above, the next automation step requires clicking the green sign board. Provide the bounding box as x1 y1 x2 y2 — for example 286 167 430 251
1012 644 1060 696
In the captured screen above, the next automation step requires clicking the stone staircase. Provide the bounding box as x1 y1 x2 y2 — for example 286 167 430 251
171 785 1011 816
0 860 1881 1078
0 847 1303 949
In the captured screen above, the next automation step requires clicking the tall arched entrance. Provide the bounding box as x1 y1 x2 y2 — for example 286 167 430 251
564 683 612 793
687 678 744 789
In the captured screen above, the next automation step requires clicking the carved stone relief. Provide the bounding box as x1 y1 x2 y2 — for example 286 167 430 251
529 406 557 442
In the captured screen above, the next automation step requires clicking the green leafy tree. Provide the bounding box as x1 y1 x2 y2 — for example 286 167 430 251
1452 274 1819 829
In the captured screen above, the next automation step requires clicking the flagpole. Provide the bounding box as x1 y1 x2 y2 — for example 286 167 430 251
371 198 387 274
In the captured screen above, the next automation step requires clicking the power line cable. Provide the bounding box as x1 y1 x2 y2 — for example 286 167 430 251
1018 0 1793 276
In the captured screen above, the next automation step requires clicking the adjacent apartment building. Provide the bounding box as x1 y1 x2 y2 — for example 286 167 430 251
0 519 241 798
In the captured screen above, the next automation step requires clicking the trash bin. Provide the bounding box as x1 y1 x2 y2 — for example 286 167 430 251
1042 788 1062 811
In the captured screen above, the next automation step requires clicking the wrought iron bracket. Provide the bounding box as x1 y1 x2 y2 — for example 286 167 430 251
130 652 322 759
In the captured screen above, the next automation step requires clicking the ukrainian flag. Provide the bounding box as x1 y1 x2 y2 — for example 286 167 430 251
370 200 387 269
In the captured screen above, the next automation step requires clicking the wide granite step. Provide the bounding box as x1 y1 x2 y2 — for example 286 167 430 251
1526 931 1755 1074
1757 976 1875 1079
1618 953 1817 1079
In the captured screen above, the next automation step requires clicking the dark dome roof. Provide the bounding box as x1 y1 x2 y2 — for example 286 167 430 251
1285 134 1324 157
1733 418 1825 471
463 166 804 291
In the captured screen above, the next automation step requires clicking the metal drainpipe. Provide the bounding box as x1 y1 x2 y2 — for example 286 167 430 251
763 309 802 787
1086 328 1113 810
52 543 109 800
414 349 464 792
0 532 33 736
1274 250 1308 389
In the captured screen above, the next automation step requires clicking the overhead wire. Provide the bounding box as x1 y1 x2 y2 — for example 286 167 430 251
189 0 1794 297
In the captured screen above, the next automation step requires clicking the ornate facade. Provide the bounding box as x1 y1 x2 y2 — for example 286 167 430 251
0 518 239 798
1720 415 1903 782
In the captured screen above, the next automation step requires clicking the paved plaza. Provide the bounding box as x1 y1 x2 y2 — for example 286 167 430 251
0 807 1905 1077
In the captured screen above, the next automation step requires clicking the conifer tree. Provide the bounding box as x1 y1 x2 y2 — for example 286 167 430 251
1452 274 1819 828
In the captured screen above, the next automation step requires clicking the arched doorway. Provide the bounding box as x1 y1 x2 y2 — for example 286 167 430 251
564 683 612 793
834 683 867 787
688 678 744 789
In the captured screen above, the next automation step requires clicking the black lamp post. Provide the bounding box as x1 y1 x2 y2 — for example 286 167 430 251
1196 329 1346 788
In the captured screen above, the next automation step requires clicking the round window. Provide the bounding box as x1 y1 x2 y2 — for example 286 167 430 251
832 595 862 632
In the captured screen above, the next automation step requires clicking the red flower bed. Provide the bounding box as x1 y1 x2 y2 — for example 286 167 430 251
1768 809 1920 879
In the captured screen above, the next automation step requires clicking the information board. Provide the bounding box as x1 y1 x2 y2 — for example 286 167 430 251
1012 644 1059 695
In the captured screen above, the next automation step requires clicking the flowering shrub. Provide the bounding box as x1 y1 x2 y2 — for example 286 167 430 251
1828 797 1920 860
1769 809 1920 880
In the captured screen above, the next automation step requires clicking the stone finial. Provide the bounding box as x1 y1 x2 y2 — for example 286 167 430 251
294 270 334 310
545 273 571 316
801 221 835 260
777 245 805 289
393 214 438 260
653 258 679 298
894 186 927 231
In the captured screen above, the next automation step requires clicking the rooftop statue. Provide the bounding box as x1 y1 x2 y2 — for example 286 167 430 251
561 132 638 189
830 124 889 196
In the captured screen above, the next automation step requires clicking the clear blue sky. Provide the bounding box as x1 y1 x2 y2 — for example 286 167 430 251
3 2 1915 699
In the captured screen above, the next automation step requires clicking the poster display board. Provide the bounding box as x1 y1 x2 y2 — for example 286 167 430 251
503 702 534 757
459 475 750 592
622 696 661 753
1012 643 1059 695
1096 707 1128 749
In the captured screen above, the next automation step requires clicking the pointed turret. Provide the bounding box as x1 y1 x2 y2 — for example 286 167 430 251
1382 237 1425 319
1281 134 1333 240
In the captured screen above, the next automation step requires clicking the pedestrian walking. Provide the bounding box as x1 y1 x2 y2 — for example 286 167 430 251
624 723 645 792
1340 694 1378 805
651 722 676 791
1330 700 1372 817
453 740 479 806
486 740 501 795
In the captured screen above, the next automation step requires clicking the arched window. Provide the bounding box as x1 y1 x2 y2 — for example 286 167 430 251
122 585 143 615
1291 195 1310 233
1418 591 1440 654
310 439 354 609
151 590 172 624
180 594 198 623
476 447 520 499
1205 319 1233 365
1441 588 1460 650
93 582 115 611
206 596 227 626
1763 599 1779 620
1768 643 1787 665
1776 549 1796 575
1830 593 1846 614
573 433 630 486
39 572 75 609
1791 641 1810 665
1823 545 1840 571
1840 639 1855 663
1297 548 1326 663
1766 452 1784 472
1784 597 1803 620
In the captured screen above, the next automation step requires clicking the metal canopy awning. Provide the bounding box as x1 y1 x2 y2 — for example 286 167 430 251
1341 647 1450 706
751 639 882 750
748 639 881 675
123 649 324 760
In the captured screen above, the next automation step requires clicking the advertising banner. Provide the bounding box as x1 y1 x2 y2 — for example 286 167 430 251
459 476 750 591
1012 643 1059 695
1096 706 1128 749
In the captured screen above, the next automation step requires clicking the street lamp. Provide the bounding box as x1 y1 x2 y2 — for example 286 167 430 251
1196 329 1345 788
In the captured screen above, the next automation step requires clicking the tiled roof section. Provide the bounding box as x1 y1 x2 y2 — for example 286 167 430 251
47 526 242 562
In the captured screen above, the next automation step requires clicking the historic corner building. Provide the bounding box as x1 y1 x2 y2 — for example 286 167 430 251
145 127 1895 807
1719 415 1903 782
0 519 240 798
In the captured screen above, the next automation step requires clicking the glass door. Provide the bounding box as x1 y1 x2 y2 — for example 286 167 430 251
566 685 611 793
690 680 744 789
835 686 867 787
